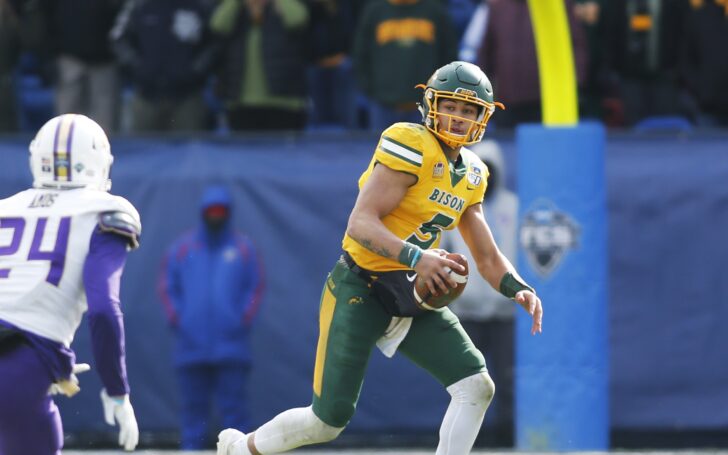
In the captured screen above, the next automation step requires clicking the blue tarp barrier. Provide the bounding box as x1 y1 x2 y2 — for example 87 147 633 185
1 131 727 436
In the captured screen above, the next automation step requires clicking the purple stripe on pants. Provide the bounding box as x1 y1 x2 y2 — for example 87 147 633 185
0 341 63 455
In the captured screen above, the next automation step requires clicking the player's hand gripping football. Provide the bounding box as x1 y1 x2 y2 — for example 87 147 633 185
413 249 465 296
515 290 543 335
100 389 139 451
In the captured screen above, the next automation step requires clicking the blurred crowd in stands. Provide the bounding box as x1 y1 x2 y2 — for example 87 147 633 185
0 0 726 135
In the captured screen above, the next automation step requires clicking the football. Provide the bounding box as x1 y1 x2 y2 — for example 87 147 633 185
413 253 468 310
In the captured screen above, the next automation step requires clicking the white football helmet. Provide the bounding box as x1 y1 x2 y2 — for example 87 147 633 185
29 114 113 191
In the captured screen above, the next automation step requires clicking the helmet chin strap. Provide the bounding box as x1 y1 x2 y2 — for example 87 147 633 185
433 114 481 149
438 131 466 149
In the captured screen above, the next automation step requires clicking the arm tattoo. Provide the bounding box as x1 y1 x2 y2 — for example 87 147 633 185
356 237 394 259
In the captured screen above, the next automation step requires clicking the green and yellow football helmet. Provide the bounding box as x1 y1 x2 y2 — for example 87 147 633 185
417 61 504 148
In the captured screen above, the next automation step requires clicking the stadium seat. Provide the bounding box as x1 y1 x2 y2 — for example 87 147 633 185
16 53 55 133
634 115 693 132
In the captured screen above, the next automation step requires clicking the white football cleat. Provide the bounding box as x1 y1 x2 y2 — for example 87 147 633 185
217 428 247 455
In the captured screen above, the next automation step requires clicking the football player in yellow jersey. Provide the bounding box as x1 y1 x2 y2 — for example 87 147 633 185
218 61 543 455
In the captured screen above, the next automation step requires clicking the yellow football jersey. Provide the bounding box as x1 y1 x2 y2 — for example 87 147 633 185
342 122 488 271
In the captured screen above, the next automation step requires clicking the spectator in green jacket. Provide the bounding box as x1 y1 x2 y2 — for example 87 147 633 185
210 0 311 131
353 0 458 131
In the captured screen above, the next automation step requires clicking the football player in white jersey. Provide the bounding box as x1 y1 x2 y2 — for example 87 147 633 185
0 114 141 454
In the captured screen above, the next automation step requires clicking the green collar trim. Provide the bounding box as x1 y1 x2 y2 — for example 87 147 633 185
449 154 467 187
434 137 467 187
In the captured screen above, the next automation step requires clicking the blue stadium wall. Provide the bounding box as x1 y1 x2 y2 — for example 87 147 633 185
1 131 728 441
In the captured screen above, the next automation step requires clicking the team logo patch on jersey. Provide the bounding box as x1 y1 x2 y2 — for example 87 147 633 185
467 167 482 187
519 199 580 277
348 296 364 305
433 162 445 179
41 158 51 173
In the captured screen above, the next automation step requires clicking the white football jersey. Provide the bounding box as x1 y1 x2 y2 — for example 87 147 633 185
0 188 140 347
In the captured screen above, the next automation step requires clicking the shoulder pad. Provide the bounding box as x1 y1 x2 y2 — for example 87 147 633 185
382 123 427 149
377 123 427 171
98 211 142 250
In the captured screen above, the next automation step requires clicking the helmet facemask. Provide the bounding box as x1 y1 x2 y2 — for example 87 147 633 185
418 86 504 148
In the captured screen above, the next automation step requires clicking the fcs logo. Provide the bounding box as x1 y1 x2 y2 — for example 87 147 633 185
519 200 580 277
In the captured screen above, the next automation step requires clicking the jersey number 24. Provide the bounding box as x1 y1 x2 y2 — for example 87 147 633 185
0 217 71 286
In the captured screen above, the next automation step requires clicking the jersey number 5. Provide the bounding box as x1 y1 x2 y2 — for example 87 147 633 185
0 217 71 286
406 213 455 249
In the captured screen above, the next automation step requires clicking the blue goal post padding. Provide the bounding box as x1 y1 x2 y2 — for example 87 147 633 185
515 122 609 450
